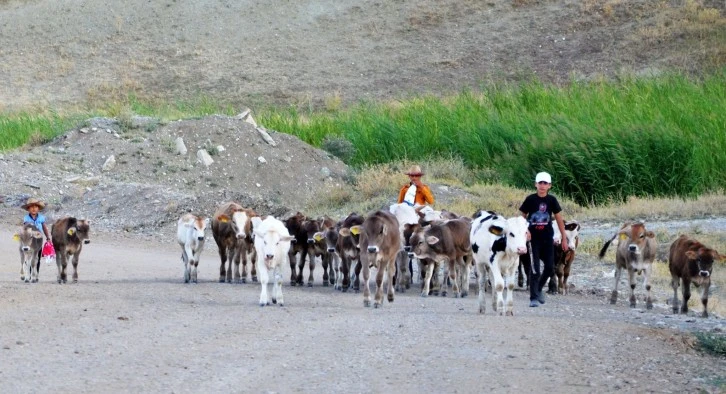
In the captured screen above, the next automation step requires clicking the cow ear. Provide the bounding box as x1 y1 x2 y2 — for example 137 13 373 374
350 225 361 236
426 235 439 245
204 218 210 226
488 225 503 236
339 228 351 237
282 235 295 242
685 250 698 260
645 231 655 239
217 214 230 223
32 231 43 239
313 232 324 242
67 228 76 236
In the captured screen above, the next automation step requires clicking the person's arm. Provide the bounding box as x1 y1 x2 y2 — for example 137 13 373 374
554 212 568 251
42 223 51 240
520 210 531 241
420 184 434 205
397 186 407 204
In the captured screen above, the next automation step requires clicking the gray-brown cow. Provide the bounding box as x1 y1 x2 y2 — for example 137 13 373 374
51 217 91 284
668 235 721 318
16 223 44 283
212 202 257 283
598 222 656 309
348 210 400 308
336 212 364 292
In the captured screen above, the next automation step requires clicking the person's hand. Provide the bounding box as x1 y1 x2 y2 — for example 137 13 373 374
526 230 531 241
561 242 569 252
412 178 423 187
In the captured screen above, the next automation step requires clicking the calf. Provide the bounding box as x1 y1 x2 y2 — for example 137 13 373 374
51 217 91 284
349 210 400 308
251 216 295 306
668 235 721 317
176 213 210 283
553 221 580 295
211 202 257 283
470 211 528 315
15 223 43 283
312 216 339 287
598 222 657 309
389 203 421 292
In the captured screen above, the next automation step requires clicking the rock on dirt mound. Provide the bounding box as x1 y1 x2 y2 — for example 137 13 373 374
0 115 349 238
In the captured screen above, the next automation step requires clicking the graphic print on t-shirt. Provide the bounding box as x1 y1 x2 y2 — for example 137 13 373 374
529 202 550 230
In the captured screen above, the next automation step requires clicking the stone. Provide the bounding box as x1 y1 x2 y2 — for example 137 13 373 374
175 137 188 155
197 150 214 167
102 155 116 172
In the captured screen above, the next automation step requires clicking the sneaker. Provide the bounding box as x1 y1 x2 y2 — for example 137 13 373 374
538 291 546 304
529 300 539 308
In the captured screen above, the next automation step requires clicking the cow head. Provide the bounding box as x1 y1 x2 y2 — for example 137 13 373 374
186 216 210 241
355 211 399 256
685 247 720 278
314 217 339 253
618 222 654 256
499 217 528 256
218 208 255 240
302 218 321 245
16 224 43 252
563 221 581 250
67 220 91 245
402 223 421 257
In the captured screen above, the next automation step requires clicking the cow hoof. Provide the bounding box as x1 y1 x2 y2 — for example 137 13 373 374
259 302 266 307
307 283 313 288
609 298 617 305
240 278 246 284
342 288 348 293
272 298 277 304
479 307 485 314
252 276 258 283
702 312 708 318
219 278 226 283
184 279 190 283
32 279 38 283
289 281 296 286
672 308 678 314
20 276 25 281
388 295 394 302
420 292 428 298
57 280 62 284
506 311 514 316
646 302 653 310
363 300 371 307
441 291 447 297
461 291 468 298
629 303 636 308
192 279 197 284
323 282 329 287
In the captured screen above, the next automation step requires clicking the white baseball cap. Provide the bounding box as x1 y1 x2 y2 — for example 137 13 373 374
535 172 552 184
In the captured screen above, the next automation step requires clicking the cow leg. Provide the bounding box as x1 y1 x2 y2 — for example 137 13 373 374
353 260 362 293
680 278 691 314
476 262 488 314
295 250 306 286
447 260 459 298
338 255 349 291
23 255 31 283
58 252 69 284
257 260 270 306
217 246 228 283
517 260 524 288
238 244 247 284
670 274 681 314
272 265 284 306
232 245 241 283
491 264 505 315
374 261 385 308
55 251 65 284
610 265 622 305
307 252 316 287
700 282 710 318
421 261 435 298
182 249 191 283
361 259 371 307
460 259 470 298
71 252 81 283
321 253 330 287
249 247 258 282
387 260 396 303
30 254 38 283
504 269 516 316
643 265 653 310
627 268 637 308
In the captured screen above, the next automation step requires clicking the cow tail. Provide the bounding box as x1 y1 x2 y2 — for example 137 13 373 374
598 235 616 260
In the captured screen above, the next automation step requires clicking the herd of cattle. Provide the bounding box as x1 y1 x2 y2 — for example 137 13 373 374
14 202 720 317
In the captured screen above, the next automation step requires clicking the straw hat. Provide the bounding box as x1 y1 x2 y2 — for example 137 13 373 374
405 165 424 176
21 197 46 211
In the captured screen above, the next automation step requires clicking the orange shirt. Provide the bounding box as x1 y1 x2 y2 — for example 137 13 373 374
397 183 434 206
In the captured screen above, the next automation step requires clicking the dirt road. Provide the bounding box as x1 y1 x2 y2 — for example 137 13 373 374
1 228 724 393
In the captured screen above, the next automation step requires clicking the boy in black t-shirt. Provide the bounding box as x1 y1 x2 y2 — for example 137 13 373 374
519 172 569 308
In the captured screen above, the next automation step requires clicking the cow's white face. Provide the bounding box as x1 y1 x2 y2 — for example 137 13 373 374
18 226 43 253
189 217 210 241
504 216 528 256
231 210 250 239
564 222 580 250
256 231 294 269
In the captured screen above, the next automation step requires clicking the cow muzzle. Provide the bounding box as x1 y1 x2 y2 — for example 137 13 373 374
84 240 91 244
367 246 379 253
404 246 411 252
21 246 30 252
327 247 335 253
699 270 710 277
197 236 204 241
516 247 527 255
307 239 315 245
628 244 638 253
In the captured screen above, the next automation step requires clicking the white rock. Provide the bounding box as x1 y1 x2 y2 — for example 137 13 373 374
79 128 89 134
216 145 225 152
102 155 116 172
257 156 267 164
256 127 277 146
175 137 187 155
197 150 214 167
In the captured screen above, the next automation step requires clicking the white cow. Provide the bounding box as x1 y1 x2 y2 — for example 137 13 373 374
470 211 528 315
252 216 295 307
176 213 210 283
16 223 44 283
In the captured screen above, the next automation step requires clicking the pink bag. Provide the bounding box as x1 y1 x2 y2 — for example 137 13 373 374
42 241 56 265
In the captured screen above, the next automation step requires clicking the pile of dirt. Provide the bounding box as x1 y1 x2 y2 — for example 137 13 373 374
0 115 349 240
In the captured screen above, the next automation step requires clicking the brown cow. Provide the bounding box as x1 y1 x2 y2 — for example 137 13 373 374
284 212 310 286
668 235 721 318
349 210 400 308
312 216 338 287
51 217 91 284
16 223 44 283
211 202 257 283
598 222 657 309
553 221 580 295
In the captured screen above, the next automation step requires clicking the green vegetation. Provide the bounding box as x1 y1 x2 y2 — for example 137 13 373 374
694 331 726 357
2 72 725 205
259 71 726 205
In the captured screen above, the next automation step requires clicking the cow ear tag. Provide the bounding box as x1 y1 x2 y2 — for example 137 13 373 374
313 234 323 242
618 233 627 241
67 228 76 236
218 215 230 223
13 234 19 241
350 227 360 236
488 226 503 236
